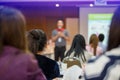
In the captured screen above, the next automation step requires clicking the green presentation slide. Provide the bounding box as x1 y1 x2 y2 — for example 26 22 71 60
88 14 113 46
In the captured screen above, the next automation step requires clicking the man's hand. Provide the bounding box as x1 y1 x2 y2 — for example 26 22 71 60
59 32 69 41
59 32 65 37
52 31 69 42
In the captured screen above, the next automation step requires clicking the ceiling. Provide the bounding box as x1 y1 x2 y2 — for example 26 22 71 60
0 0 120 2
0 0 120 7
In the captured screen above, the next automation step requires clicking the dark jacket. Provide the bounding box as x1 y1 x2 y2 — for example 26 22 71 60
0 46 46 80
35 54 60 80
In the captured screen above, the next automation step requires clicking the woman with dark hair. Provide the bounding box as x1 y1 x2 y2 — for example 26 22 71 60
27 29 60 80
0 6 46 80
65 34 92 66
86 34 103 56
84 6 120 80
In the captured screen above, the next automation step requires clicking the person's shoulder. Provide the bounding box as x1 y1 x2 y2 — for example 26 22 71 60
86 45 90 48
52 29 57 35
20 52 35 59
52 29 57 32
20 53 38 65
87 54 110 65
46 56 57 65
86 45 91 50
85 48 120 79
86 47 120 67
84 50 92 55
84 51 93 58
39 55 57 65
97 46 103 54
85 55 110 78
97 46 103 50
105 47 120 57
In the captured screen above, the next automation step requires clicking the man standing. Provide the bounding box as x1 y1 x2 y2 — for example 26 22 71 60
52 20 69 61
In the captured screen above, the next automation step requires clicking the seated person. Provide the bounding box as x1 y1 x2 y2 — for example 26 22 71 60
84 6 120 80
27 29 60 80
98 33 107 52
65 34 93 67
0 6 46 80
86 34 103 56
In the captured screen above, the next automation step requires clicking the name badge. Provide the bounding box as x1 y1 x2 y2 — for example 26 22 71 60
58 38 62 42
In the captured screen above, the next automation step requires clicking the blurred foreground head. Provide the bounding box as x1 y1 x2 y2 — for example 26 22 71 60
0 6 27 52
108 6 120 51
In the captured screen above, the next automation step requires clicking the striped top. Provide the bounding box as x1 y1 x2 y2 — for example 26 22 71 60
84 47 120 80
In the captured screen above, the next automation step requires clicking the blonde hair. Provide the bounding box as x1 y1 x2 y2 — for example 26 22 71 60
89 34 99 56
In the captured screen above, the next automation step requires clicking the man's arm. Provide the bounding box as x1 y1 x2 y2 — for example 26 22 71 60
60 33 70 41
52 30 60 42
52 30 70 42
52 34 59 42
60 30 70 41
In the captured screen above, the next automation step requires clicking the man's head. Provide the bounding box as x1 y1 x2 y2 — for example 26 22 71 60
98 33 105 42
57 20 64 29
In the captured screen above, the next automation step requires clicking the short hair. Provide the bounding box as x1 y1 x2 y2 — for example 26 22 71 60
98 33 105 42
27 29 47 54
0 6 27 52
107 6 120 51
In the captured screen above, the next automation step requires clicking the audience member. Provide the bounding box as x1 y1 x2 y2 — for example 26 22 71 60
27 29 60 80
86 34 103 56
65 34 92 67
98 33 107 52
84 6 120 80
0 6 46 80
